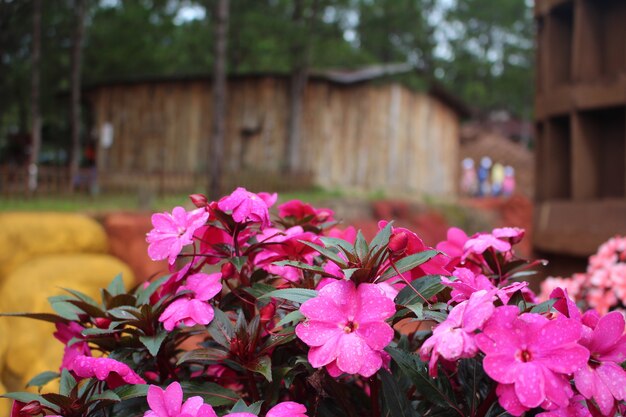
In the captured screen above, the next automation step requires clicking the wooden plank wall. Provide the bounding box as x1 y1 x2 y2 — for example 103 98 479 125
89 77 459 197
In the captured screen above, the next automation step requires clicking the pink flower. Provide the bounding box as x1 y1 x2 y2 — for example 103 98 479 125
536 396 592 417
215 402 308 417
145 382 217 417
324 225 357 243
420 290 496 376
54 322 91 370
441 267 496 303
436 227 469 270
378 221 449 279
492 227 525 244
70 355 146 388
217 187 272 229
254 226 321 282
159 273 222 331
278 200 334 225
463 233 511 257
295 280 395 377
573 310 626 415
476 306 589 412
147 207 209 264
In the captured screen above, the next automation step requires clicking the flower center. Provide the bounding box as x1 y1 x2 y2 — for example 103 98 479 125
516 349 532 363
177 226 187 237
343 321 359 333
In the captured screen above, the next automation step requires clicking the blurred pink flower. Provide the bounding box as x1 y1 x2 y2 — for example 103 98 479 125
573 310 626 415
420 289 496 376
463 233 511 257
254 226 321 282
147 207 209 264
492 227 525 244
278 199 334 225
145 382 217 417
70 355 145 388
536 396 592 417
476 306 588 412
217 187 272 229
295 280 395 377
54 322 91 371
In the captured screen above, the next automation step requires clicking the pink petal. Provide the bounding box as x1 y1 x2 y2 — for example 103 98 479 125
355 284 396 322
542 369 572 408
336 333 367 374
597 362 626 401
308 333 341 368
266 402 307 417
357 348 384 377
181 396 205 415
318 280 358 318
497 383 529 416
514 362 545 408
536 344 589 374
299 296 345 323
356 322 394 351
574 366 596 399
296 321 343 347
163 382 183 415
483 354 519 384
589 312 625 354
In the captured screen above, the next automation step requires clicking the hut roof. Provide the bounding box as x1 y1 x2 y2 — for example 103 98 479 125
83 63 470 117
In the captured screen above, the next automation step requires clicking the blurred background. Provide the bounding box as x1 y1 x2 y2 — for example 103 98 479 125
0 0 625 401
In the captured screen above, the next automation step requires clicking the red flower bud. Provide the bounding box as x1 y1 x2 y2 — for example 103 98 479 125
93 317 112 329
259 302 276 325
19 401 43 415
221 262 236 279
388 232 409 255
189 194 208 208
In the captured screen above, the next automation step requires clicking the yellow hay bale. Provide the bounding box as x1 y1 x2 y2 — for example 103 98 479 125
0 213 109 278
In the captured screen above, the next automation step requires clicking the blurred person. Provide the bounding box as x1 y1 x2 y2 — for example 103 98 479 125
502 165 516 196
491 162 505 196
477 156 492 197
460 158 478 196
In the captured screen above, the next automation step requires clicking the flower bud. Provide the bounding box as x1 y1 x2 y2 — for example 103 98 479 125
189 194 208 208
221 262 236 280
19 401 43 415
260 302 276 327
388 232 409 255
93 317 112 329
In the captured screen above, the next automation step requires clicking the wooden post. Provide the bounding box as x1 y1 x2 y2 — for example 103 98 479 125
209 0 229 200
69 0 86 192
28 0 42 194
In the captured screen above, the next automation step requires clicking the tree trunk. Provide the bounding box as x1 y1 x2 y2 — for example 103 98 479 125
208 0 229 200
284 0 318 174
27 0 42 194
69 0 86 192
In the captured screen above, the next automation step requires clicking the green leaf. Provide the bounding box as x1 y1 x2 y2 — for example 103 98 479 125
246 355 272 382
275 310 304 327
180 381 239 406
177 347 229 365
272 260 335 277
379 250 439 281
395 275 445 306
380 370 419 417
139 332 168 356
136 275 171 305
231 256 248 273
208 308 234 349
230 399 264 414
530 298 556 314
386 346 458 410
354 230 369 260
1 392 56 409
59 369 76 397
0 312 67 324
61 288 100 307
50 301 82 321
26 371 60 390
318 236 355 254
243 283 281 299
369 221 394 251
89 390 121 403
107 274 126 296
298 240 348 268
82 327 121 336
260 288 317 304
113 384 149 400
108 306 142 320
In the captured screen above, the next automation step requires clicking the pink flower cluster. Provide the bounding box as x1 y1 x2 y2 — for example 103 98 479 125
541 236 626 314
145 382 308 417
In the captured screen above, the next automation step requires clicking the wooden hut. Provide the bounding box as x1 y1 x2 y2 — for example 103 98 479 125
534 0 626 271
85 64 466 196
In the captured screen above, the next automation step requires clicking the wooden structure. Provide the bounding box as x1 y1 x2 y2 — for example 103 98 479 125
85 64 466 197
534 0 626 259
